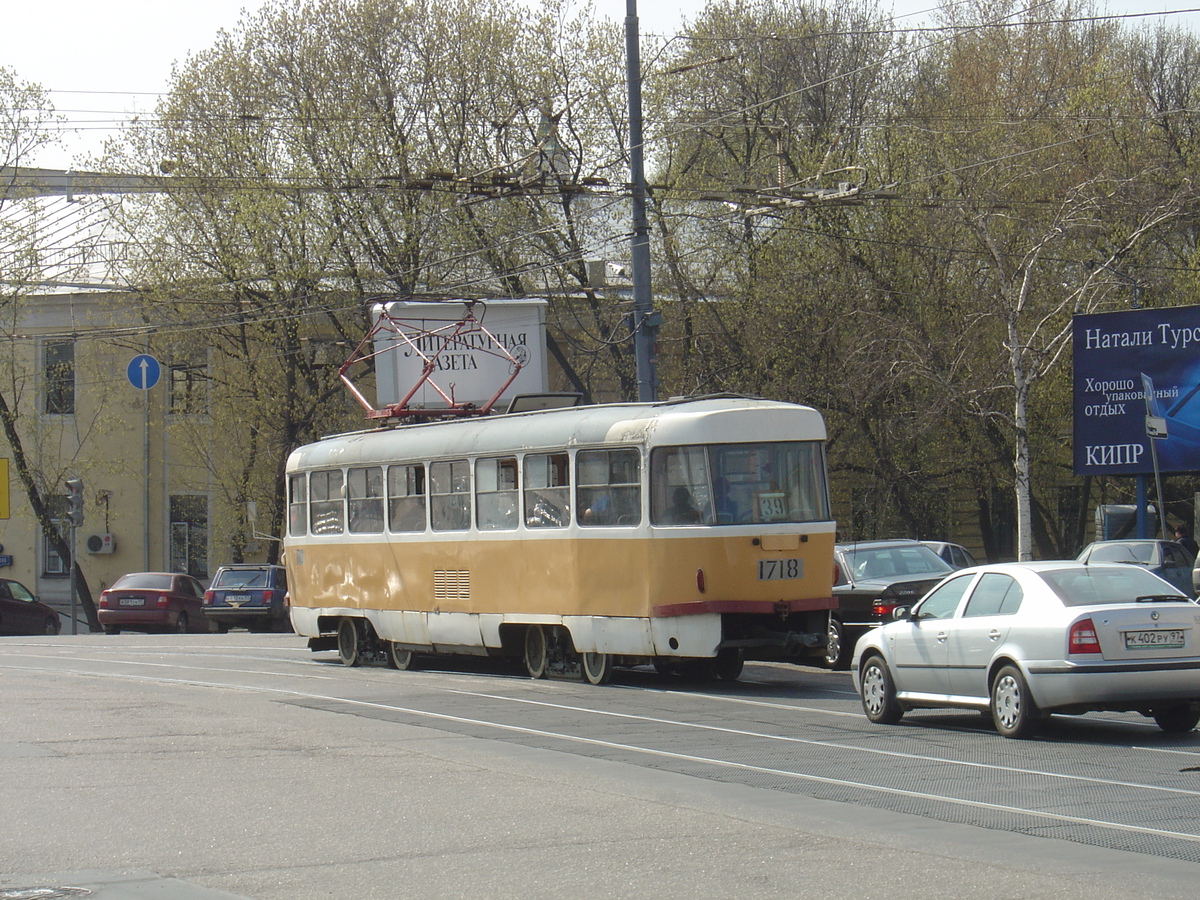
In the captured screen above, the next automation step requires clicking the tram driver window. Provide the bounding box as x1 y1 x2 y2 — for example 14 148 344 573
576 448 641 527
388 463 426 532
524 453 569 528
476 457 519 531
430 459 470 531
651 447 709 526
309 469 345 535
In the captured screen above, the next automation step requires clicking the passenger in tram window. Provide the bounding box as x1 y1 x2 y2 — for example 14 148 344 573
664 486 702 525
581 490 611 525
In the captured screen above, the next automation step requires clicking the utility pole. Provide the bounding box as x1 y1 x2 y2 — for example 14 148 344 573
625 0 658 402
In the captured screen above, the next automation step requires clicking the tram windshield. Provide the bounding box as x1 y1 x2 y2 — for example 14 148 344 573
650 442 829 526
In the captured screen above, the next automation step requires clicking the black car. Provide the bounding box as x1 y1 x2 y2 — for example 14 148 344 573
0 577 62 636
825 539 953 669
203 564 291 632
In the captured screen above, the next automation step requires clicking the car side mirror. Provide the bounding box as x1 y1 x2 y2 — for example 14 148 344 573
892 606 911 621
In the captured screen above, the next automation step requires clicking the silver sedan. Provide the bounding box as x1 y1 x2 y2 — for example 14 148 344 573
851 561 1200 738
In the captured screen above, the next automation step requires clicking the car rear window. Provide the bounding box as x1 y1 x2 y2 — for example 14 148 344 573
1086 542 1155 564
114 573 174 590
213 569 273 588
1040 566 1188 606
845 545 952 579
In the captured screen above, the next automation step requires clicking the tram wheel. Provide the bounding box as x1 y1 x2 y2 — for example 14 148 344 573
580 651 614 686
524 625 548 679
337 618 361 667
387 642 416 670
714 650 744 681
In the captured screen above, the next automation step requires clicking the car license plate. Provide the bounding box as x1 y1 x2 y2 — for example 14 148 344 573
757 558 803 581
225 593 248 607
1124 629 1185 650
118 597 142 607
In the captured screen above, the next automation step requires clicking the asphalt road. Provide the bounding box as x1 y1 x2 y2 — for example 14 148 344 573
3 632 1199 900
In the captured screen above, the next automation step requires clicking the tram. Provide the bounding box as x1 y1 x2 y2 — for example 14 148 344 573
283 395 836 683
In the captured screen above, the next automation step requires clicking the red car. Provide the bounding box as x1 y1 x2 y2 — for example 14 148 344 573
0 577 62 636
98 572 209 634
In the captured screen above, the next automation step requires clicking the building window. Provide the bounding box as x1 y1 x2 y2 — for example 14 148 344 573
168 359 209 416
41 496 68 575
43 339 75 415
169 494 209 578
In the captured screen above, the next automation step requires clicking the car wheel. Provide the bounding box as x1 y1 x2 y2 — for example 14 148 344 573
1151 705 1200 733
991 664 1040 739
175 612 189 634
824 615 850 670
44 617 60 636
859 655 903 724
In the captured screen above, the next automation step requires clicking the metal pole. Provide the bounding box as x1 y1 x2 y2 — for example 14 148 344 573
69 522 77 635
625 0 657 402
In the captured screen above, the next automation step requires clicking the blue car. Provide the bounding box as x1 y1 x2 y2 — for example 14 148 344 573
1076 540 1195 598
203 564 291 632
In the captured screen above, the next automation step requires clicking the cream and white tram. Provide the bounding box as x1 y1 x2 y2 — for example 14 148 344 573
283 395 836 683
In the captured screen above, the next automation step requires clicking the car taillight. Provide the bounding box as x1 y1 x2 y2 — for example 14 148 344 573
832 563 841 584
98 592 110 608
203 590 214 605
155 593 169 608
1068 618 1101 654
872 598 899 618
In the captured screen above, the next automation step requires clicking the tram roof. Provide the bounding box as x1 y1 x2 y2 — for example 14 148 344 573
288 396 826 470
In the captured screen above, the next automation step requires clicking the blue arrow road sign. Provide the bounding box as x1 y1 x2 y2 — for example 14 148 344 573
127 354 161 390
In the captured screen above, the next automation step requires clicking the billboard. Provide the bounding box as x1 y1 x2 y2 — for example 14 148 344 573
371 299 548 410
1073 305 1200 475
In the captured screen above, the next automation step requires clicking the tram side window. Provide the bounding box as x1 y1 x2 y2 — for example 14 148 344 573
347 466 385 534
576 448 641 527
310 469 345 535
431 459 471 531
476 457 519 531
524 452 569 528
288 474 308 536
388 463 426 532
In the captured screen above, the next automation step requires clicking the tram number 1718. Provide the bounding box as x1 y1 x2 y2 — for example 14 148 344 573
757 558 803 581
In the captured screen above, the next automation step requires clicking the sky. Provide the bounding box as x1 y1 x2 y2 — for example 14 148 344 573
2 1 1198 169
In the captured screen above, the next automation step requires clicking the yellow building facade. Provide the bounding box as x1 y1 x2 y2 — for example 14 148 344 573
0 290 277 623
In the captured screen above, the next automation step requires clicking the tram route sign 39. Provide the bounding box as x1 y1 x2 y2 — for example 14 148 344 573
1073 305 1200 475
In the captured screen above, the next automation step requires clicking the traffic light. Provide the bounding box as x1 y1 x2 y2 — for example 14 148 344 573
64 477 84 527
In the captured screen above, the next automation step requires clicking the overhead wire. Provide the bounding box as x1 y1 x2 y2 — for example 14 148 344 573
6 2 1200 333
